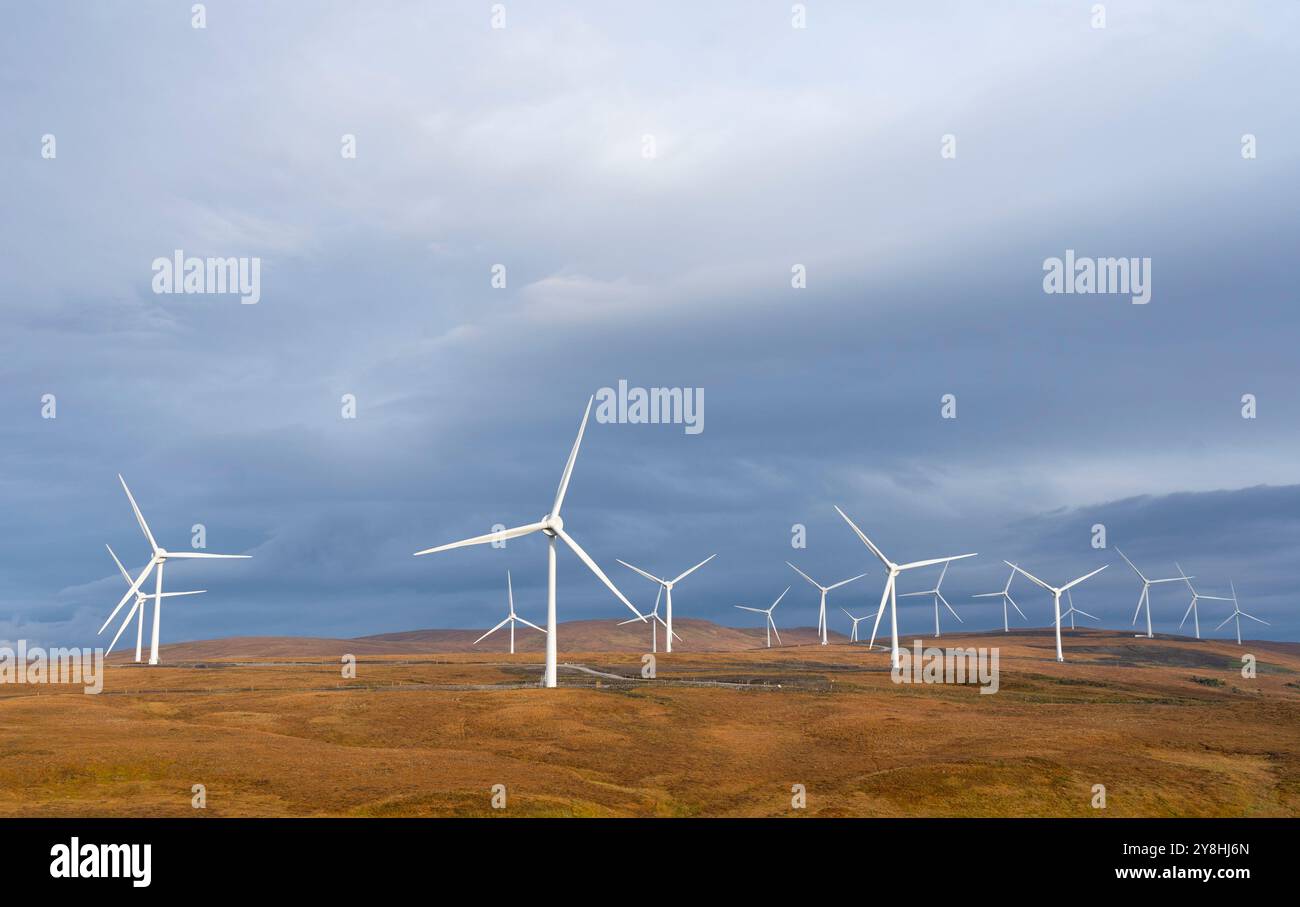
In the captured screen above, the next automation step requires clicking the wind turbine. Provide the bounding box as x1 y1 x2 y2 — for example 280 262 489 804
834 506 976 669
735 587 788 648
1174 562 1231 640
98 475 250 665
786 562 868 644
618 586 679 653
1007 562 1107 662
475 571 546 655
1116 548 1186 639
1059 589 1099 631
972 564 1026 632
840 608 868 643
898 560 962 638
104 544 205 662
616 554 716 652
414 397 645 688
1216 581 1268 646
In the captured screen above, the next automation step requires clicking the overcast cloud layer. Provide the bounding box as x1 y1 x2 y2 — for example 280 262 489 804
2 1 1298 647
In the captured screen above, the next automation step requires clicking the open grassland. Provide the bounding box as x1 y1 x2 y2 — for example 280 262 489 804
1 629 1297 817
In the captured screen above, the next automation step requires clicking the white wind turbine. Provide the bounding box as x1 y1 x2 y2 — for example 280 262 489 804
414 397 645 688
618 586 679 653
834 506 976 669
475 571 546 655
898 560 962 638
1116 548 1185 639
1174 562 1231 640
1007 561 1107 662
1059 589 1099 631
972 563 1026 632
840 608 868 643
104 544 205 662
735 587 788 648
1216 581 1268 646
617 554 716 652
98 475 250 665
786 562 868 645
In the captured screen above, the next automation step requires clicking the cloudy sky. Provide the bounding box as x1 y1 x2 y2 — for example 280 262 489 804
3 1 1298 647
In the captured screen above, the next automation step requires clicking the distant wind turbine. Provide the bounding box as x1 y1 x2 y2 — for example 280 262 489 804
840 608 868 643
475 571 546 654
618 586 679 653
617 554 715 652
786 562 868 644
1174 562 1231 640
898 560 962 638
1060 589 1099 631
834 506 976 669
735 587 788 648
1216 581 1268 646
972 564 1026 632
1116 548 1185 639
104 544 204 662
1007 562 1108 662
99 475 250 665
414 397 646 688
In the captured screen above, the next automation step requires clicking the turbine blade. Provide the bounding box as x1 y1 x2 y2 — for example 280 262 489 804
552 395 594 516
556 527 645 620
1114 547 1145 582
1075 609 1099 621
157 590 205 598
735 606 765 614
770 586 790 610
474 617 511 645
897 591 930 598
827 572 869 591
1007 561 1051 592
833 506 891 567
899 553 977 571
1062 565 1107 590
507 570 514 615
617 559 665 585
1179 600 1194 628
105 544 132 585
414 521 545 556
1240 612 1269 626
164 552 251 559
518 616 546 634
786 562 821 590
769 618 782 646
1009 597 1027 620
98 560 156 634
1215 615 1235 631
105 597 143 654
971 592 1001 598
672 554 716 585
118 475 158 553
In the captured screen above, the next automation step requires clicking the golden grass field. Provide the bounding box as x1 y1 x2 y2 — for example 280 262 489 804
2 625 1297 817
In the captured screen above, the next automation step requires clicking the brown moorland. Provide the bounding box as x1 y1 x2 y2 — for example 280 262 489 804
1 625 1296 818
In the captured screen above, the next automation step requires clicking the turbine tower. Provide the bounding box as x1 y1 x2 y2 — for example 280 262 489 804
618 586 679 653
972 563 1026 632
840 607 868 643
414 397 646 688
1007 562 1107 662
1059 589 1099 631
475 571 546 655
735 587 788 648
616 554 715 652
99 475 250 665
786 563 868 644
834 506 976 669
898 560 962 638
1174 562 1230 640
1216 581 1268 646
104 544 205 662
1116 548 1185 639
